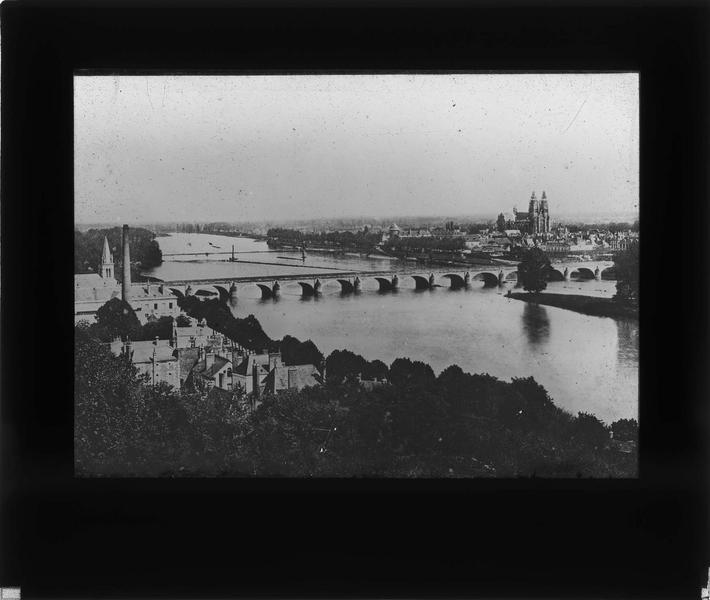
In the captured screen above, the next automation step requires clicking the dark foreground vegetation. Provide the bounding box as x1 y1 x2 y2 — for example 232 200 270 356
76 321 638 478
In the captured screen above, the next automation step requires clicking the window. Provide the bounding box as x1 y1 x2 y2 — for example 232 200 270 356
154 303 158 310
169 302 173 309
288 369 297 389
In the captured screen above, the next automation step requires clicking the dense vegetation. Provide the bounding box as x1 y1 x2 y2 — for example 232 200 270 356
177 296 322 366
74 227 162 273
613 242 640 308
267 228 383 252
517 248 551 293
81 298 190 343
566 220 640 233
75 325 637 478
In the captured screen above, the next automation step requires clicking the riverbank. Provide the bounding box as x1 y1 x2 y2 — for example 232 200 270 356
507 292 637 320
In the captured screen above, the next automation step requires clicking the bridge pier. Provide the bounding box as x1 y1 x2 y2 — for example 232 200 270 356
563 267 571 281
498 270 505 286
229 282 238 303
392 274 399 289
594 266 602 281
353 276 361 291
464 271 471 285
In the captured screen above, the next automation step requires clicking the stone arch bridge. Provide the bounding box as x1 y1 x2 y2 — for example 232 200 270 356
153 261 615 301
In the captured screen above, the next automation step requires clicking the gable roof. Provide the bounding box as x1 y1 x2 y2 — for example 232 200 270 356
192 355 230 380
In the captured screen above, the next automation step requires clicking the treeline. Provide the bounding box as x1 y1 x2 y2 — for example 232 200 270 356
267 228 383 252
74 227 162 273
613 243 640 308
386 236 467 252
78 298 192 343
172 222 245 235
177 296 322 366
566 220 640 233
75 326 638 478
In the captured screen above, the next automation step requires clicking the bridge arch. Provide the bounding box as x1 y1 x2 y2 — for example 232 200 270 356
472 272 499 287
213 285 230 302
411 275 432 290
505 271 518 281
601 266 617 280
545 268 565 282
298 282 318 296
169 287 185 299
337 279 355 293
571 267 595 280
193 286 220 298
376 277 395 292
257 284 274 299
443 274 466 289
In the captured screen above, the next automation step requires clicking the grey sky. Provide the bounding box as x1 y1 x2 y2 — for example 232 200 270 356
75 73 638 225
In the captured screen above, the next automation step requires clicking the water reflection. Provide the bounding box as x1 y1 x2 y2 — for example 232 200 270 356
615 318 639 363
522 302 550 346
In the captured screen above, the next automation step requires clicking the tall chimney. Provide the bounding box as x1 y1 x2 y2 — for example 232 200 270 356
122 224 131 301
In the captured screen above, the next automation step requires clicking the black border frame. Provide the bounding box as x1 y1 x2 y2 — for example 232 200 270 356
2 2 709 599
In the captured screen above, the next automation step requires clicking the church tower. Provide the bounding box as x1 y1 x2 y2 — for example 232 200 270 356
528 191 539 234
100 236 114 280
540 191 550 233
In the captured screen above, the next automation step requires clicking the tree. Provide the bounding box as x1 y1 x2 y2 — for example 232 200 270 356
610 418 638 442
176 314 192 327
517 247 551 294
613 243 639 307
95 297 142 341
389 358 436 389
496 213 506 233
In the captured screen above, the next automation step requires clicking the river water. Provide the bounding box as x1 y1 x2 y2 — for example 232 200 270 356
144 233 638 424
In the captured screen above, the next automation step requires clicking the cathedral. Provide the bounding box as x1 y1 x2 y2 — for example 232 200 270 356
510 190 551 235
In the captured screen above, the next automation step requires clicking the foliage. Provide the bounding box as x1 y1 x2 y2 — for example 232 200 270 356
176 314 192 327
75 227 162 273
613 243 639 307
517 247 551 294
267 228 383 252
94 297 142 341
388 357 436 389
178 296 275 351
76 320 636 478
610 418 639 442
138 315 175 342
325 349 389 384
280 335 324 368
387 236 466 252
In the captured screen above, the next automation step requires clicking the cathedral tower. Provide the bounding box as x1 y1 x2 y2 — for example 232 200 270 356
540 190 550 233
100 236 114 280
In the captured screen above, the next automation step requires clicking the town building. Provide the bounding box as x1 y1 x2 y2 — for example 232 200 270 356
507 190 552 235
109 337 181 388
185 346 322 398
74 225 180 324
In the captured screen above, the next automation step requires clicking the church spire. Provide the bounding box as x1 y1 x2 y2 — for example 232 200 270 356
101 236 113 264
100 236 114 280
541 190 547 199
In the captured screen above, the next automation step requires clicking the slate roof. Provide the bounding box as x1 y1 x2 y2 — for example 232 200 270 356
176 347 201 382
264 364 321 394
192 355 230 380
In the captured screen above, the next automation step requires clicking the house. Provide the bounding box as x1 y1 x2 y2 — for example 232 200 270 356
185 348 322 398
171 318 223 349
109 338 180 388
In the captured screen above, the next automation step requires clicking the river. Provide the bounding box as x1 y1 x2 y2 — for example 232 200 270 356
143 233 638 424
